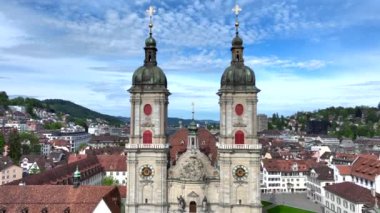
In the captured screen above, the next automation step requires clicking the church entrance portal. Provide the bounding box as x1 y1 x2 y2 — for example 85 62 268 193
189 201 197 213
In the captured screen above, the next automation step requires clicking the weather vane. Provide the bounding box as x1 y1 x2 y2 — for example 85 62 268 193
146 5 156 36
232 0 242 35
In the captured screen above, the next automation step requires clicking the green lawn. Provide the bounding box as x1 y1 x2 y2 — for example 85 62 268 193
267 205 315 213
261 201 273 208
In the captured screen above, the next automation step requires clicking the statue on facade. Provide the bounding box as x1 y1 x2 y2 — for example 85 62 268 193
177 195 185 211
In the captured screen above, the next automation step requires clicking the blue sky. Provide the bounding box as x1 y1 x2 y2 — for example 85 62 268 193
0 0 380 120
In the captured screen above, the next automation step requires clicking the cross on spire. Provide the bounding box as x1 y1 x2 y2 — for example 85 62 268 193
232 1 242 35
146 5 156 36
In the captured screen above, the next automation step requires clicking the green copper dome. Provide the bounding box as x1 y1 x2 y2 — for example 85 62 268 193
220 65 257 91
232 35 243 46
129 33 169 92
219 34 260 93
145 36 156 47
132 65 167 89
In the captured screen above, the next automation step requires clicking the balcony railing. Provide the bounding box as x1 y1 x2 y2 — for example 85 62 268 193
125 144 169 149
216 143 262 150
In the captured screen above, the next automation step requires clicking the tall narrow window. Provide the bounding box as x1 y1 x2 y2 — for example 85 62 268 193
235 131 244 144
143 131 152 144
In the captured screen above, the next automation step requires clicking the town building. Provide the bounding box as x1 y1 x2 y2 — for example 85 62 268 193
324 182 380 213
97 155 127 185
306 166 334 204
261 159 319 194
43 131 91 152
0 157 22 185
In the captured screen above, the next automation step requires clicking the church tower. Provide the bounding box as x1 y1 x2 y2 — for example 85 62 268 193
126 5 170 213
217 2 262 213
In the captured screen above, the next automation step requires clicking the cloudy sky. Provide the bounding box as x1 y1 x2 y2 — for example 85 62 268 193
0 0 379 120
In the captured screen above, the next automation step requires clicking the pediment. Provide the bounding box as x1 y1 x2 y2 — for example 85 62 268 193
187 191 199 198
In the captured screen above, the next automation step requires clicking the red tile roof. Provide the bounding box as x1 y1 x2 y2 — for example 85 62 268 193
336 165 351 175
351 156 380 181
51 139 70 147
325 182 379 206
8 155 103 185
169 127 217 165
67 154 88 164
313 166 334 181
97 155 126 171
262 159 319 172
0 185 121 213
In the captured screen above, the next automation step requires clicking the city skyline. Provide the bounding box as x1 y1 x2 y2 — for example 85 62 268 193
0 0 379 120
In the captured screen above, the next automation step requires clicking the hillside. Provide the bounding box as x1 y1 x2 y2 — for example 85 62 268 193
43 99 124 125
269 105 380 139
1 92 219 126
0 92 124 125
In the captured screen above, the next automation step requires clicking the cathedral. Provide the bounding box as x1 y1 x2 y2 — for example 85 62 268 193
125 3 262 213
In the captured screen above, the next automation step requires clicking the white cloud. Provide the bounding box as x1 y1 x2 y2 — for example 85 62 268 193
246 56 327 70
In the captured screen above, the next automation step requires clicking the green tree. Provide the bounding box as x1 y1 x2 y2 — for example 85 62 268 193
9 130 22 162
74 118 88 132
102 176 117 186
19 132 40 155
43 122 63 130
367 111 379 123
0 133 4 153
0 91 9 108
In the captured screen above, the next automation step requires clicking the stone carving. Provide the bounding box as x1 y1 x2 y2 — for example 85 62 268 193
179 157 205 180
177 195 185 211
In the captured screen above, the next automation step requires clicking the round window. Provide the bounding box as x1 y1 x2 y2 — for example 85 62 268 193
144 104 152 116
235 104 244 116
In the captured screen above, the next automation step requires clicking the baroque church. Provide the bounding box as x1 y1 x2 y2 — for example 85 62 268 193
125 3 262 213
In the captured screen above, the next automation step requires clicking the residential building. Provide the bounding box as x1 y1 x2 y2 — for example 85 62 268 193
97 155 127 185
43 131 91 152
89 135 128 148
0 158 22 185
331 164 352 183
324 182 380 213
306 166 334 204
261 159 319 194
350 155 380 193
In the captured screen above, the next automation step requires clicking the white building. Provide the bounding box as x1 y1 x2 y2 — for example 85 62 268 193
324 182 379 213
261 159 317 194
306 166 334 204
331 164 352 183
97 155 127 185
43 131 91 152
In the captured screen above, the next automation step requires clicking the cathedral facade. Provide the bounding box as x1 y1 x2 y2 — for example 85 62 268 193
125 4 262 213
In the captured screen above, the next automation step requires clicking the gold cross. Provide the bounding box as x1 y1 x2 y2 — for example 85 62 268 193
232 4 242 16
146 6 156 18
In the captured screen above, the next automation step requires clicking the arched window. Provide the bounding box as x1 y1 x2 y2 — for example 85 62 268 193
143 131 152 144
235 131 244 144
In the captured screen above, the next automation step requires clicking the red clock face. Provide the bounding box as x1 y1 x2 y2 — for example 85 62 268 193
235 104 244 116
144 104 152 116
